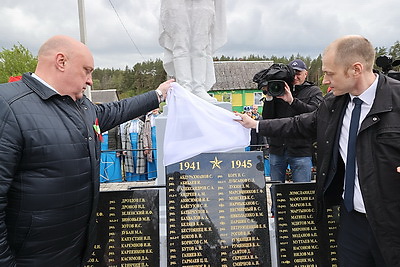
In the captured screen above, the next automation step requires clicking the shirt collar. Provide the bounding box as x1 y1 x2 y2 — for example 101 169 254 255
349 74 378 106
31 73 59 94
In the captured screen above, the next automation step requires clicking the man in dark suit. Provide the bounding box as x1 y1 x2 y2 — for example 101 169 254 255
0 35 173 266
237 35 400 267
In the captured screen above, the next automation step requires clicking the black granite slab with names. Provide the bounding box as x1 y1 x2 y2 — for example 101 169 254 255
166 152 271 267
272 182 339 267
85 189 160 267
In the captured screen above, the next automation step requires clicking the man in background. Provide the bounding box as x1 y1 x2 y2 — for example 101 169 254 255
262 59 322 186
251 104 262 120
248 105 266 151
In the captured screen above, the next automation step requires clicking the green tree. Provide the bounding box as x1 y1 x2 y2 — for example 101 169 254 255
120 66 135 98
129 59 167 96
389 41 400 72
389 41 400 59
0 43 37 83
375 46 387 57
308 54 323 89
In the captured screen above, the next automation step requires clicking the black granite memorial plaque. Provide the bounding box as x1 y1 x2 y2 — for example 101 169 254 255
272 182 339 267
166 152 271 267
85 189 160 267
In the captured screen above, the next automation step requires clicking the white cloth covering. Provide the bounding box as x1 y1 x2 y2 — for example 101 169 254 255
163 82 250 166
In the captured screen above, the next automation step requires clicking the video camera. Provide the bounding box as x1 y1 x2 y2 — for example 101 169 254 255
375 55 400 81
253 63 295 97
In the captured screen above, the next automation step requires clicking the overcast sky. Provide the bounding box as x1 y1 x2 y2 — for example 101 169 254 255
1 0 399 69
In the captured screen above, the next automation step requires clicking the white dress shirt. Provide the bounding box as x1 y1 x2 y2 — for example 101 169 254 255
339 75 378 213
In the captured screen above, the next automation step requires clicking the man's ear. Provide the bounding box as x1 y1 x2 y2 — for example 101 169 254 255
352 62 363 77
55 53 67 71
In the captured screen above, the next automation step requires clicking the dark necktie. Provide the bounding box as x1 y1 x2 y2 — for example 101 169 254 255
344 97 363 212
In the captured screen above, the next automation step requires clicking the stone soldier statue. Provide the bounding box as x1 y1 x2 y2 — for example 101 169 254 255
159 0 227 103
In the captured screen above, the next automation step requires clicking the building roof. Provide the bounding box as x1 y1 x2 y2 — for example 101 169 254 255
91 89 119 104
211 61 273 91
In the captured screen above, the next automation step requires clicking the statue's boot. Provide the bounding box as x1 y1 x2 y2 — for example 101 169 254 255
172 57 193 92
191 56 218 104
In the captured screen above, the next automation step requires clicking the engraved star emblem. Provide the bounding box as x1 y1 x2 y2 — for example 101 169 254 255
210 156 223 169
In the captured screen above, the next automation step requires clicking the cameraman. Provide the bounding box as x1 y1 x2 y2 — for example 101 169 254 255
263 59 323 194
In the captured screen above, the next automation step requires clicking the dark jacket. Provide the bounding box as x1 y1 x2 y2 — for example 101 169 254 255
262 81 323 157
0 73 160 266
258 73 400 266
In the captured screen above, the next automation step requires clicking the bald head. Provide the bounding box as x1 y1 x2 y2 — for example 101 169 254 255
35 35 94 100
37 35 90 62
322 35 377 96
324 35 376 72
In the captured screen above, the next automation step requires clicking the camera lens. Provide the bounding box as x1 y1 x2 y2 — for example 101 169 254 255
267 80 285 96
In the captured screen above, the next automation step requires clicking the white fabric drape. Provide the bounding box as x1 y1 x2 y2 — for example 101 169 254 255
163 82 250 166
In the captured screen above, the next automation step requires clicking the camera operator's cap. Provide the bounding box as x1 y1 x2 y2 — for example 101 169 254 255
289 59 307 71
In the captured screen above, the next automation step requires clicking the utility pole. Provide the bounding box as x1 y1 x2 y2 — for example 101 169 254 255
77 0 92 100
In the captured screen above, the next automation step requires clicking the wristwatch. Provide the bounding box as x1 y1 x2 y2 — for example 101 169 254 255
155 89 164 102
